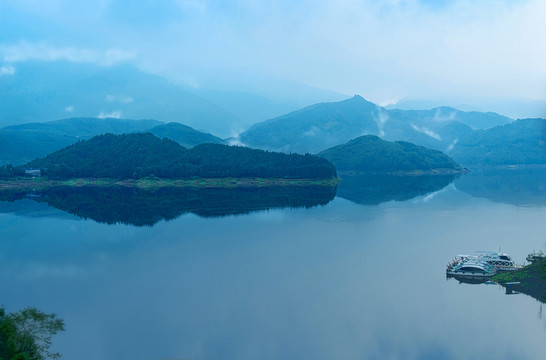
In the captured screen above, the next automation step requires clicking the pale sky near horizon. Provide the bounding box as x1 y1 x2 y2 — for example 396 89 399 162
1 0 545 107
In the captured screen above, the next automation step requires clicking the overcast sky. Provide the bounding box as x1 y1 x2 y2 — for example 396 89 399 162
1 0 545 106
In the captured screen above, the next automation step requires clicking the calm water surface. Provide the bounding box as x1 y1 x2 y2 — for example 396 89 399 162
1 169 546 360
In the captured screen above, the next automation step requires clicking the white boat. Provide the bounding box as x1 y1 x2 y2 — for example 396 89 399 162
526 250 545 264
474 251 522 272
449 251 522 273
446 257 497 279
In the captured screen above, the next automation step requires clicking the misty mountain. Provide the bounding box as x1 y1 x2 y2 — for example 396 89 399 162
193 81 348 130
148 122 226 148
318 135 463 173
239 95 512 155
0 117 226 166
239 95 380 153
0 61 349 138
0 61 239 136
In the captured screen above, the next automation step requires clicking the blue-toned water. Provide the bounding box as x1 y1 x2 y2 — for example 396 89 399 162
1 169 545 360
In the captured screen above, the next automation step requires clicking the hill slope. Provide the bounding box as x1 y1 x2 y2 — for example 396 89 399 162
148 122 225 148
319 135 463 173
26 133 337 180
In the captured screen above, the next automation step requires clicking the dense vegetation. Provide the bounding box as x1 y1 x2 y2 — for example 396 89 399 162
0 306 64 360
0 164 25 179
25 133 337 180
319 135 462 172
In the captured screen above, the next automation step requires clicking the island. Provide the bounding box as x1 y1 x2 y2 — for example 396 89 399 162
0 132 339 189
318 135 467 175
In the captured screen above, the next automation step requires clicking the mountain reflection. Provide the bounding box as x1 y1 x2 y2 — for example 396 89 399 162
336 174 458 205
0 186 336 226
454 166 546 206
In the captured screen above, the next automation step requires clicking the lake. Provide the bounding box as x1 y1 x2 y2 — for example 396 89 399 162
1 168 546 360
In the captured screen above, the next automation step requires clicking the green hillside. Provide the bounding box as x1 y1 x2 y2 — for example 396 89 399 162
319 135 463 173
26 133 337 180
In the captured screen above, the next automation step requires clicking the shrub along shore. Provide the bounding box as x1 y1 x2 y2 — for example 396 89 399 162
0 176 341 191
493 259 546 303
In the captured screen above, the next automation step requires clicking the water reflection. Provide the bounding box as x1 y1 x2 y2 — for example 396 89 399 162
455 166 546 206
336 174 458 205
0 185 336 226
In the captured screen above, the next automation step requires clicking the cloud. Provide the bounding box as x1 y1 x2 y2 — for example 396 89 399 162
0 65 15 75
446 138 458 152
1 0 544 108
0 42 136 66
373 109 389 137
433 108 457 123
106 94 134 104
411 124 442 140
98 111 122 119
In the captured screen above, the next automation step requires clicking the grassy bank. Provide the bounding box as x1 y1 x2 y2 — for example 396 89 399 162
0 176 341 190
492 260 546 303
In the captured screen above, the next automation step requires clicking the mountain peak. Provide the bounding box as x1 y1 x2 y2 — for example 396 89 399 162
346 95 377 107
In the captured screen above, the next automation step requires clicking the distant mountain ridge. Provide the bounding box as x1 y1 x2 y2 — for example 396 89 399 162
0 117 224 165
2 96 543 169
239 95 512 155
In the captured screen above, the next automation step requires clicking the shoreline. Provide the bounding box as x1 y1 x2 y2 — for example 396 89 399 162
0 176 341 190
338 168 470 177
492 260 546 303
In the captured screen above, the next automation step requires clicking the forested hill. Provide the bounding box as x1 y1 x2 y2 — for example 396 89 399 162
319 135 463 173
25 133 337 180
